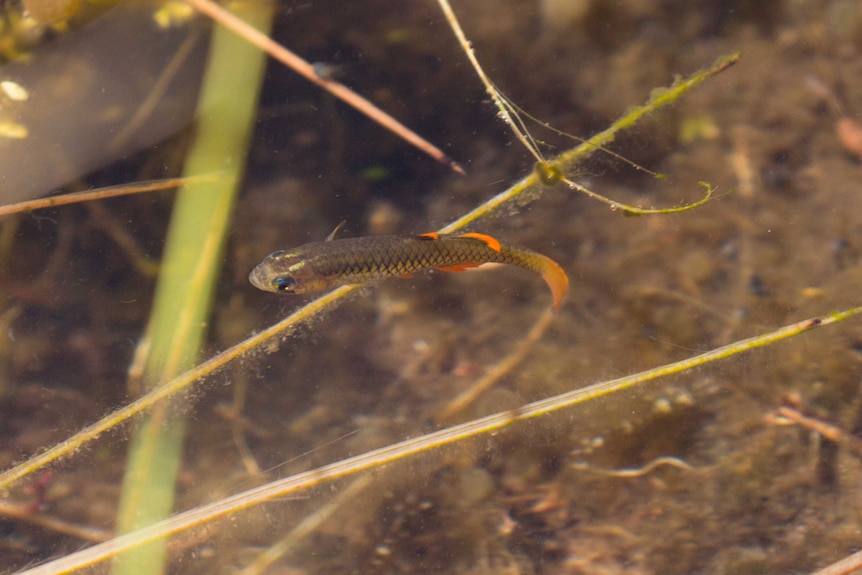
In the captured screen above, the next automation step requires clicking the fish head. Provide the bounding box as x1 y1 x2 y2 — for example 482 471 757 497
248 248 331 295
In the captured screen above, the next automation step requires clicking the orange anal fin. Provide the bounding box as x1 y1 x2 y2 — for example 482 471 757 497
399 273 413 279
437 262 482 272
456 232 502 252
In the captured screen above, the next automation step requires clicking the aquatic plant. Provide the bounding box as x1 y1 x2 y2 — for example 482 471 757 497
2 1 862 574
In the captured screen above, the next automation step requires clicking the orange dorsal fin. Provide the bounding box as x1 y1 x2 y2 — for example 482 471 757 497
419 232 439 240
456 232 501 252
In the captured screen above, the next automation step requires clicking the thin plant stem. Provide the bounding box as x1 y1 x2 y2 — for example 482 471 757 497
0 177 215 217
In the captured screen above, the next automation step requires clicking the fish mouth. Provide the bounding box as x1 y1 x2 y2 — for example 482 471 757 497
248 264 270 292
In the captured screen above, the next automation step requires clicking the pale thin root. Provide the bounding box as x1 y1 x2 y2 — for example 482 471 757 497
572 456 694 478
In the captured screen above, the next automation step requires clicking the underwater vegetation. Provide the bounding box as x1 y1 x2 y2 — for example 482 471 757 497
0 1 862 574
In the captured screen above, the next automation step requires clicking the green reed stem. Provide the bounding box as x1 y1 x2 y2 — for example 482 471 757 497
111 2 272 574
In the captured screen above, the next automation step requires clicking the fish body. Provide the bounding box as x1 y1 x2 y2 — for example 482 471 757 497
249 232 569 310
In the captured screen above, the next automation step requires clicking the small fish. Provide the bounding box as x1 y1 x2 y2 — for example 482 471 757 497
249 232 569 310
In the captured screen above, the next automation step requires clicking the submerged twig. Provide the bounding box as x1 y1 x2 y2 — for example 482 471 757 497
775 406 862 460
809 548 862 575
0 177 215 217
0 499 111 543
182 0 464 174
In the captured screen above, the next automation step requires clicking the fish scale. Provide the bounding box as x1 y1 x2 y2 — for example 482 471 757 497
249 232 569 310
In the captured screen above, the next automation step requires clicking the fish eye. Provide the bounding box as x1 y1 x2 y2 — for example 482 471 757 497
273 276 296 292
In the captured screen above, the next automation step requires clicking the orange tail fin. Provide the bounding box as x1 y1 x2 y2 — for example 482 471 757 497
537 255 569 311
